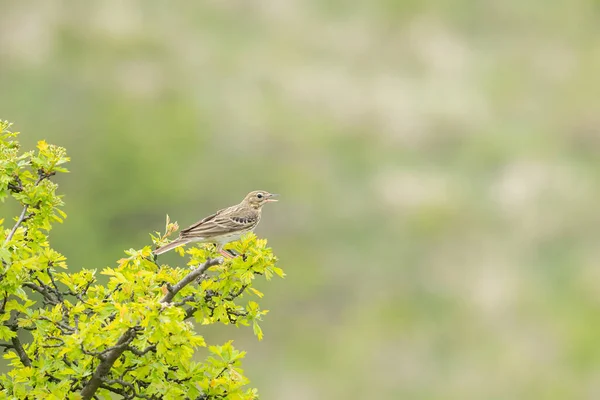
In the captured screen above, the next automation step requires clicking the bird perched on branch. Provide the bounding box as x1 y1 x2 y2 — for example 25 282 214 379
153 190 278 257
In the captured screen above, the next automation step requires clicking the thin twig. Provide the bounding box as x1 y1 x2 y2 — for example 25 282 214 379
225 284 248 301
4 206 28 245
3 173 46 245
46 267 64 302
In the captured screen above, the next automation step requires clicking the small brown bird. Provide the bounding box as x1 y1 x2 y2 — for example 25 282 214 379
153 190 278 257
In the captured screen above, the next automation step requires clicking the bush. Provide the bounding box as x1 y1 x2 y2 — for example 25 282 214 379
0 120 283 399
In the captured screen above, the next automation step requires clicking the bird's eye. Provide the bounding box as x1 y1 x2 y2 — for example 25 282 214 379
257 193 263 199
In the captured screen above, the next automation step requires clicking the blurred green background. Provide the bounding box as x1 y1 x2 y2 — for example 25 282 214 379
2 1 600 398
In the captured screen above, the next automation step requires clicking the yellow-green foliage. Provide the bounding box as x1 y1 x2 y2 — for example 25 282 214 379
0 121 283 399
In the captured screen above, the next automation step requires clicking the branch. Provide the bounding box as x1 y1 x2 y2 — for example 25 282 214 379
184 307 197 320
225 284 248 301
98 384 131 399
160 258 221 304
7 175 23 194
172 295 196 307
11 336 31 367
126 344 156 356
80 327 139 400
41 336 65 348
3 172 47 245
104 378 153 399
103 283 123 301
4 206 28 245
183 282 248 321
38 316 75 334
0 294 8 314
23 282 59 305
46 267 65 302
65 276 95 304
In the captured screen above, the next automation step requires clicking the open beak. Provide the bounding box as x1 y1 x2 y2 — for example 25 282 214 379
266 193 279 202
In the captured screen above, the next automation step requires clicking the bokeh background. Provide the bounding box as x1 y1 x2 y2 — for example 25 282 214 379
2 1 600 398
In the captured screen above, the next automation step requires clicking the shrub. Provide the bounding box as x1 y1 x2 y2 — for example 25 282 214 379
0 120 283 399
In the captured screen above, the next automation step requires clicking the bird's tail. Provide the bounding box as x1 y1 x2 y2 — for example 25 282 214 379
153 238 191 255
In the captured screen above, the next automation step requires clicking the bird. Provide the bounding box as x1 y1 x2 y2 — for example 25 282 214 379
153 190 278 257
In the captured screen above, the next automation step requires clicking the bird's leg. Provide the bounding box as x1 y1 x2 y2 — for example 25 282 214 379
215 244 234 258
219 249 234 258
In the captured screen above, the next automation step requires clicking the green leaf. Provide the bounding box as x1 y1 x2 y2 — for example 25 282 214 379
0 326 16 340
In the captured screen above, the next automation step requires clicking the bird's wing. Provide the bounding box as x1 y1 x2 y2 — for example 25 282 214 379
179 206 259 239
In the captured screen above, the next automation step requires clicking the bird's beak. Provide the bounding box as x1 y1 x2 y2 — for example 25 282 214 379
266 193 279 202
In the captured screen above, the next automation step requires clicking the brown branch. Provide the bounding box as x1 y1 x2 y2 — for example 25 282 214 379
126 344 156 356
23 282 59 305
0 294 8 314
172 295 196 307
103 283 123 301
160 258 221 304
7 175 23 193
184 307 197 320
225 284 248 301
10 336 31 367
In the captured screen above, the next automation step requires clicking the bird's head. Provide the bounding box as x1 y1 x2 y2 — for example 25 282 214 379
243 190 279 209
